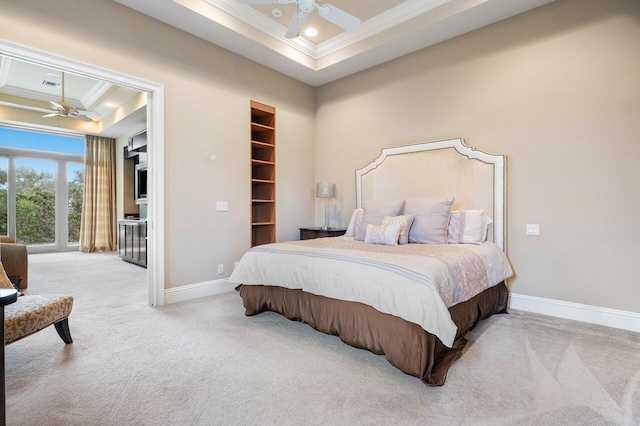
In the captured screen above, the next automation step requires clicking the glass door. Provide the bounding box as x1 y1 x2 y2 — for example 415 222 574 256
15 158 56 245
67 162 84 244
0 157 7 237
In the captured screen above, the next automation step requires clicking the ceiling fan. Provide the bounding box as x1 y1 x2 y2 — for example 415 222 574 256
238 0 361 39
43 72 100 122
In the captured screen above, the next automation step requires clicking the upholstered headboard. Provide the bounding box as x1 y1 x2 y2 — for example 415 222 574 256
355 138 506 251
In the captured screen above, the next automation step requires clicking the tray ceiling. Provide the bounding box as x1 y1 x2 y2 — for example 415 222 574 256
0 56 146 137
114 0 556 86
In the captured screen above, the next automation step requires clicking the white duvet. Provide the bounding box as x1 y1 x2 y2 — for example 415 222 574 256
229 237 513 347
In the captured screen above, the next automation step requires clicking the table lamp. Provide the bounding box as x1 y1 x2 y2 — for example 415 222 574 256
316 183 336 230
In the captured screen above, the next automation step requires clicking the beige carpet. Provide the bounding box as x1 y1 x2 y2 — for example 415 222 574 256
6 252 640 425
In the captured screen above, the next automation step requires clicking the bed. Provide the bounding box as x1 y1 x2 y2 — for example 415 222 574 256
230 138 512 386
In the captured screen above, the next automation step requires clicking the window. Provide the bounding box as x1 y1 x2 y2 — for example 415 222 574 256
0 157 7 236
67 162 84 243
15 158 57 245
0 127 84 252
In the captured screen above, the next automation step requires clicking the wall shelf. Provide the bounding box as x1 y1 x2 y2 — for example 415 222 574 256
250 101 276 247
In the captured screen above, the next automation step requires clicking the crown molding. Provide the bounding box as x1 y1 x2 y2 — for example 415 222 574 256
0 56 11 88
80 80 112 109
0 100 52 115
0 86 83 108
315 0 450 57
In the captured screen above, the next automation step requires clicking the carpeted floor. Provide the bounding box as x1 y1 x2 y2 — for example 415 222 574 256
6 252 640 425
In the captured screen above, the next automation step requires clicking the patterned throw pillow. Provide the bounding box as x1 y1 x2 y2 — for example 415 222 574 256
364 223 402 246
381 215 416 245
447 210 492 245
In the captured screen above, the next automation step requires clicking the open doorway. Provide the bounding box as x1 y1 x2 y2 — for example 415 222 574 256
0 40 164 306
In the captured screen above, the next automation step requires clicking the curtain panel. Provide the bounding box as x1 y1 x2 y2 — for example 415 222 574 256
79 136 117 252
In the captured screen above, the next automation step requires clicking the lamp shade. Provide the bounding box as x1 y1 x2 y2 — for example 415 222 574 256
315 183 336 198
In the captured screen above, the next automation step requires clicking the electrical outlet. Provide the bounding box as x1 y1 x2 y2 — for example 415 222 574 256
216 201 229 212
526 224 540 236
217 264 224 275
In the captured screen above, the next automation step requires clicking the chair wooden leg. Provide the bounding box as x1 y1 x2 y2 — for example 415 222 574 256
54 318 73 344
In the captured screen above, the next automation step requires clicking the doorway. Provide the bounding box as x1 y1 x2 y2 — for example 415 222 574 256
0 38 165 306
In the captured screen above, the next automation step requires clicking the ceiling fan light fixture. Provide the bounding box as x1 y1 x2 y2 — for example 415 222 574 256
304 27 318 37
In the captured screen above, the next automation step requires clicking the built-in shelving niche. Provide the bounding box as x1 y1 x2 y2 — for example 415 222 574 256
250 101 276 247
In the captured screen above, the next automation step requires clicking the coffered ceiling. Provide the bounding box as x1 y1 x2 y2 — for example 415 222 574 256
0 56 146 137
114 0 556 86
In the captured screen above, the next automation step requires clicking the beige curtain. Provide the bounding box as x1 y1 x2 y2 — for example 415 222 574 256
79 135 117 252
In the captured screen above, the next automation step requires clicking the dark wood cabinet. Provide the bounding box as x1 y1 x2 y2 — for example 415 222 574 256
118 220 147 268
299 227 346 240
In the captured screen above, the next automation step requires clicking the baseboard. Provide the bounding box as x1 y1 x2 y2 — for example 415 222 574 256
164 278 235 305
509 293 640 333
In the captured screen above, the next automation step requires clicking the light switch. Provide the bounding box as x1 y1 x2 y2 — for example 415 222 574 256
526 224 540 236
216 201 229 212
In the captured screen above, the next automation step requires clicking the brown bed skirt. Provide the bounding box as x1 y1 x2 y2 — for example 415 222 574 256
238 282 508 386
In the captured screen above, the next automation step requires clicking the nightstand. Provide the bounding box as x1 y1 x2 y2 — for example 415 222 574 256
299 227 347 240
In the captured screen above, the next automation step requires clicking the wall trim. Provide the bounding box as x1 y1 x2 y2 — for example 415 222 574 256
509 293 640 334
164 278 235 305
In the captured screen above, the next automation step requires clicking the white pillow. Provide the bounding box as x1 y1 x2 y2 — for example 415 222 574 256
344 209 363 237
381 215 416 245
447 210 493 245
364 223 402 246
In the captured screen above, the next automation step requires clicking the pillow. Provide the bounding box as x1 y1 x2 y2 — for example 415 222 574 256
364 223 402 246
354 200 405 241
448 210 488 245
404 197 455 244
482 214 494 242
0 261 15 290
381 215 416 245
344 209 363 237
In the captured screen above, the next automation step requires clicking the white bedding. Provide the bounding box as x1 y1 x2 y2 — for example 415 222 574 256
229 236 513 347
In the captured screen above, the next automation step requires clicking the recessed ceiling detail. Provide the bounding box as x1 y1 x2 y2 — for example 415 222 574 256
114 0 556 86
201 0 451 58
0 56 146 137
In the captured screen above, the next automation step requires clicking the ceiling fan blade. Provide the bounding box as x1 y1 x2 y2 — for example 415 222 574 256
318 4 361 31
285 11 308 39
42 113 60 118
50 101 65 111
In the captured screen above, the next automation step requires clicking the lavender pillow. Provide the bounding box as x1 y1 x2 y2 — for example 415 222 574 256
354 200 405 241
404 197 455 244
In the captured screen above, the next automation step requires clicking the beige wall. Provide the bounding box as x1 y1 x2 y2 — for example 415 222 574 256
2 0 637 314
315 0 640 313
0 0 315 288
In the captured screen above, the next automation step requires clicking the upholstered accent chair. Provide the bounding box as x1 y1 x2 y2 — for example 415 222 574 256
0 248 73 345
